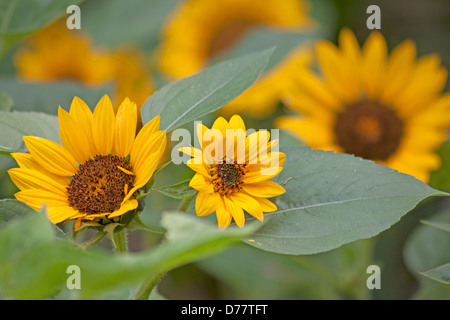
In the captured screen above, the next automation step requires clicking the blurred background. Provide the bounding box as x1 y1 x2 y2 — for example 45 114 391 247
0 0 449 299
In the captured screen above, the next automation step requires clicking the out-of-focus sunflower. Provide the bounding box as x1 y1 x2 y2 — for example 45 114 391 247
158 0 311 78
8 95 166 227
14 20 154 112
180 115 286 229
157 0 313 118
276 28 450 183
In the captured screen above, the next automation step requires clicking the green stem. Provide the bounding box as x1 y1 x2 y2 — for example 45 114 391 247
113 229 128 253
135 268 167 300
80 231 107 249
178 195 194 212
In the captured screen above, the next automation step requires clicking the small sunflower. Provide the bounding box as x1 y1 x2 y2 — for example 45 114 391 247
157 0 312 79
276 28 450 183
8 95 167 227
180 115 286 229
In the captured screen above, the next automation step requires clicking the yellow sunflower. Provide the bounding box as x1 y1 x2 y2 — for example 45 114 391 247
276 28 450 183
180 115 286 229
157 0 312 79
15 20 154 111
8 95 167 226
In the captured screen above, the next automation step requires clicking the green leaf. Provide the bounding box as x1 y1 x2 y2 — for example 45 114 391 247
420 219 450 233
152 179 197 200
245 146 448 255
0 0 86 54
404 210 450 296
0 110 59 155
0 211 257 299
141 48 274 132
0 199 33 228
419 263 450 287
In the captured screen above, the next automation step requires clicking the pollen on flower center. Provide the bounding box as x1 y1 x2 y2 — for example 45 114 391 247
67 154 135 215
334 101 404 161
210 160 247 196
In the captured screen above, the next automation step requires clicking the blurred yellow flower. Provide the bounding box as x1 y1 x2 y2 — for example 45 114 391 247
276 28 450 183
8 95 167 226
157 0 313 117
14 20 154 113
180 115 286 229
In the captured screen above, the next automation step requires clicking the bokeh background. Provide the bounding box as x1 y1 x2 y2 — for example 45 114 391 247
0 0 449 299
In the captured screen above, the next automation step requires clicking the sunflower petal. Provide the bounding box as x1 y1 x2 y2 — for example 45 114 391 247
92 94 115 155
242 180 286 198
108 199 139 218
114 98 137 157
195 191 220 217
230 192 263 221
24 136 78 176
58 106 92 163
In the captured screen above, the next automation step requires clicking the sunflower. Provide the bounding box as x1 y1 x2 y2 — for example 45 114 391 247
8 95 167 227
276 28 450 183
180 115 286 229
157 0 312 79
15 20 154 112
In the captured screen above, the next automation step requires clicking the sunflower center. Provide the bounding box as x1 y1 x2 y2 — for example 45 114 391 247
67 154 135 215
210 161 247 196
334 101 404 161
209 20 256 57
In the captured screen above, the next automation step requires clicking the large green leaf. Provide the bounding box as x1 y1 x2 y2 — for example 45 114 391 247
244 146 448 255
0 211 257 299
140 48 273 132
0 110 59 155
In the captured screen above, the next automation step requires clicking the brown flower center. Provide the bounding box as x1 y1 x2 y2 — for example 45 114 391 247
334 101 404 161
210 160 247 196
67 154 135 215
209 20 257 58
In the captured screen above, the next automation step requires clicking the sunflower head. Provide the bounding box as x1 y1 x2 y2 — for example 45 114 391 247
276 28 450 183
180 115 286 229
8 95 167 228
158 0 312 79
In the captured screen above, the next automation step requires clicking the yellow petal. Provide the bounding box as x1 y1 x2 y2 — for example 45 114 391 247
189 173 213 192
8 168 68 196
108 199 139 218
131 131 167 187
230 192 263 221
68 96 96 157
15 189 68 208
92 95 115 155
242 180 286 198
255 197 278 212
24 136 78 176
114 98 137 157
195 191 220 217
216 205 232 230
58 106 92 164
11 152 70 186
361 31 387 99
223 196 245 228
46 206 81 224
228 115 246 131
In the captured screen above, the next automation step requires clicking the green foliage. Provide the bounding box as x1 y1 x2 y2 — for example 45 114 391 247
0 0 85 55
141 48 274 132
245 146 447 255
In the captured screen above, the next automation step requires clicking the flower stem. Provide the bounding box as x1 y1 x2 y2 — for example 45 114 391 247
135 268 167 300
80 231 107 249
113 229 128 253
178 195 194 212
